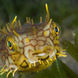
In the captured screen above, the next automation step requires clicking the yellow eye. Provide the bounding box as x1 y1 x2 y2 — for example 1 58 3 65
54 26 59 35
55 26 59 32
7 41 13 50
7 41 14 51
6 38 16 53
6 37 16 52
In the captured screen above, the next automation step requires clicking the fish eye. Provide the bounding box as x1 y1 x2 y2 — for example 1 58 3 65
55 27 59 32
8 41 11 47
7 41 14 51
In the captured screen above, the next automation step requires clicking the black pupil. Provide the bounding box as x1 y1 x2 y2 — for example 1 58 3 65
8 41 11 47
55 27 58 32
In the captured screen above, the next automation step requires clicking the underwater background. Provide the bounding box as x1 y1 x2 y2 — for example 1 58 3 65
0 0 78 78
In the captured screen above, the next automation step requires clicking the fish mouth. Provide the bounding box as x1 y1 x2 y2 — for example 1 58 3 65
25 46 57 65
32 46 56 58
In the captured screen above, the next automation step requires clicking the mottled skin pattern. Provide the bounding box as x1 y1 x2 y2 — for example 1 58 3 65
0 4 66 77
6 20 57 71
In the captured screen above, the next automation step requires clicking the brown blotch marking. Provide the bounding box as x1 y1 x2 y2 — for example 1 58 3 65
20 60 28 68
